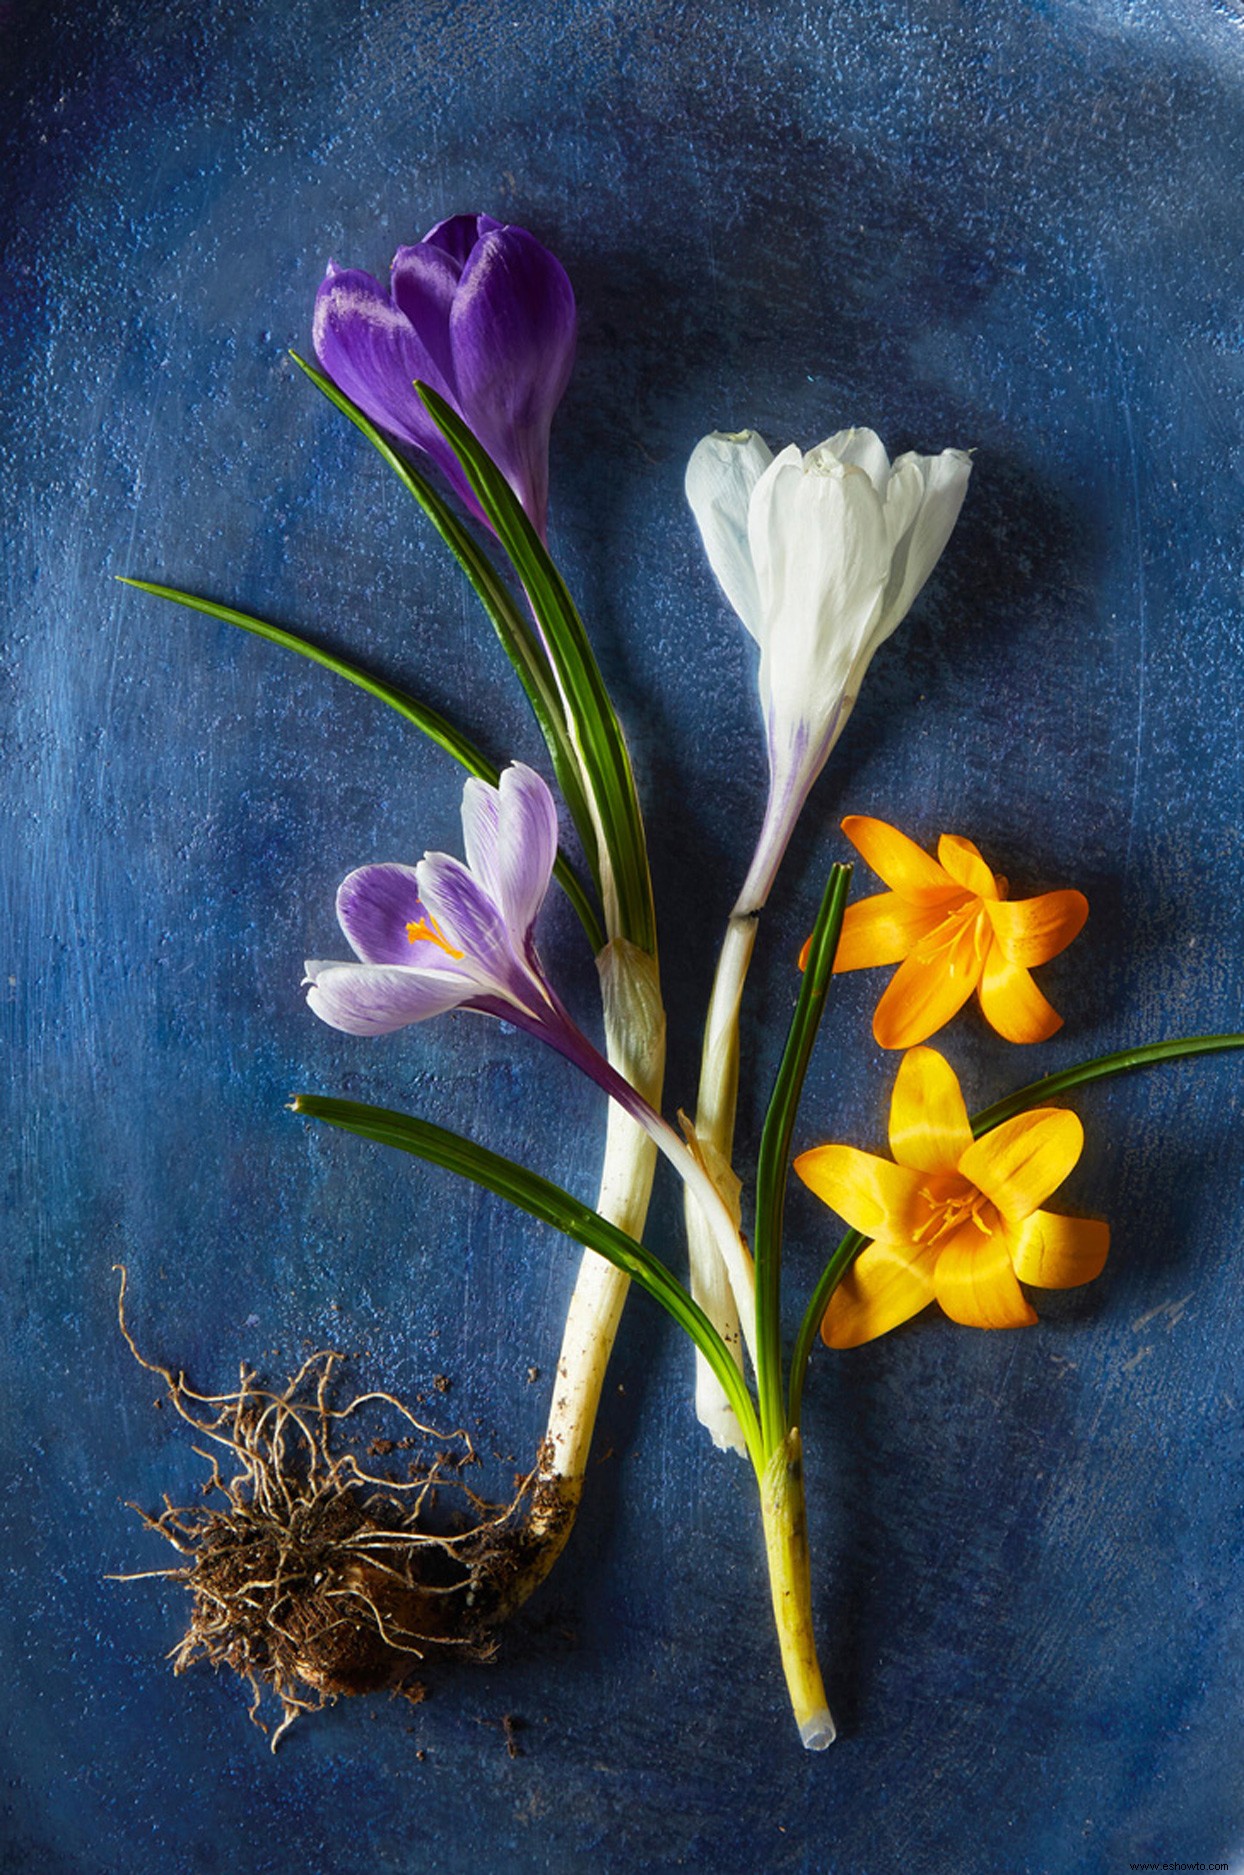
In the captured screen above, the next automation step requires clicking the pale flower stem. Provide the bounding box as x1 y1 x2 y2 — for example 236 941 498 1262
685 913 757 1450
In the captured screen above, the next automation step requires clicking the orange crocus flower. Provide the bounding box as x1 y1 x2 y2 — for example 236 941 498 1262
794 1047 1110 1346
831 815 1088 1049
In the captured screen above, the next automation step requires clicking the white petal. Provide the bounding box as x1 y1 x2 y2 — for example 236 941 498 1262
748 448 891 738
684 429 773 641
875 447 973 641
818 426 892 491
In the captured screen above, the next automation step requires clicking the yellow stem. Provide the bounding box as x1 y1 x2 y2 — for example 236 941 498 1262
760 1430 835 1750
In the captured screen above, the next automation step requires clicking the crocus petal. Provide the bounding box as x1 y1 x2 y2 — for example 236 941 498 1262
937 833 998 900
875 448 973 638
389 242 464 391
313 264 450 453
749 450 892 742
840 816 962 905
977 943 1064 1043
959 1108 1084 1223
820 1239 939 1348
335 863 459 969
888 1046 973 1174
304 960 475 1035
933 1235 1038 1329
1005 1209 1110 1289
684 429 773 641
449 224 576 538
460 762 558 948
793 1144 929 1242
984 889 1089 968
422 211 504 266
819 427 892 492
833 890 949 972
415 851 527 993
871 914 983 1048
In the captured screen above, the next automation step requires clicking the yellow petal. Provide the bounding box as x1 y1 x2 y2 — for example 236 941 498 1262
977 942 1064 1043
872 915 983 1048
793 1144 928 1241
833 892 948 972
933 1234 1038 1328
1006 1209 1110 1289
821 1240 939 1347
959 1108 1084 1223
888 1046 973 1174
937 832 998 900
840 816 961 905
984 890 1088 968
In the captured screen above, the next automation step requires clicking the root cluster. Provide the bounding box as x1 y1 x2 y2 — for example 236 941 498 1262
114 1272 530 1748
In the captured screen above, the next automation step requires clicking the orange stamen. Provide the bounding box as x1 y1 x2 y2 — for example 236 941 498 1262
405 915 465 960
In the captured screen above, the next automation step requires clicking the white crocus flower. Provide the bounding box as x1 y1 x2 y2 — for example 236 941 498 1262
686 427 973 913
682 425 971 1452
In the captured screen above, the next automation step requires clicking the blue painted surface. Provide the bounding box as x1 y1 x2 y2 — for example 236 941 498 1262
4 1 1244 1869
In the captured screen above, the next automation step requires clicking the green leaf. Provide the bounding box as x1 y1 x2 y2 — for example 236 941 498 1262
290 352 602 914
787 1029 1244 1425
118 578 604 953
752 864 851 1452
969 1033 1244 1134
292 1092 762 1467
416 381 657 956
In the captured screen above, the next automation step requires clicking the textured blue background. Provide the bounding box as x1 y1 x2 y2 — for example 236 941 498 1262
4 2 1244 1870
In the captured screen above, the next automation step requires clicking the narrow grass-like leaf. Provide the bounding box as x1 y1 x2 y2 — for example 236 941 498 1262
752 864 851 1452
292 1092 762 1466
120 578 604 953
290 352 601 906
416 382 656 955
788 1030 1244 1424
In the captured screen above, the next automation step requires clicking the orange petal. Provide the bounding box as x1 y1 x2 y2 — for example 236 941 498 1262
840 816 960 905
821 1240 939 1347
872 915 984 1048
959 1109 1084 1223
933 1234 1038 1329
888 1046 973 1174
937 833 998 900
977 943 1063 1043
1005 1210 1110 1289
833 892 948 973
984 890 1088 968
793 1144 928 1241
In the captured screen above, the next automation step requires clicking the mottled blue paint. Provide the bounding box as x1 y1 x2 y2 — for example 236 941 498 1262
3 1 1244 1871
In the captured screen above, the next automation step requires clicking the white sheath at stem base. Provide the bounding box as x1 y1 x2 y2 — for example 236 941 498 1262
535 940 665 1525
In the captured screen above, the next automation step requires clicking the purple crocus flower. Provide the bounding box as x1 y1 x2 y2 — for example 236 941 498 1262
305 763 760 1369
313 213 576 540
306 763 642 1124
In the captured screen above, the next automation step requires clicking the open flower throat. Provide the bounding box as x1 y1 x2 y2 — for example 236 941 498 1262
795 1047 1110 1346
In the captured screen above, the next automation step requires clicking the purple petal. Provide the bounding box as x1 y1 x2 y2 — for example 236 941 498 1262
422 212 503 267
312 263 483 521
450 225 576 538
336 863 460 970
305 960 474 1035
313 266 444 452
389 243 461 393
460 764 557 948
416 851 525 992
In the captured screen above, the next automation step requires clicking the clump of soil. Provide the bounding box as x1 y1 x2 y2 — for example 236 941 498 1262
113 1271 534 1749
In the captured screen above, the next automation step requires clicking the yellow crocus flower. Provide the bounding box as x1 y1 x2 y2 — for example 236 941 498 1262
832 815 1088 1048
794 1047 1110 1345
